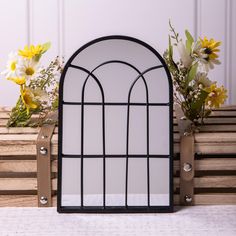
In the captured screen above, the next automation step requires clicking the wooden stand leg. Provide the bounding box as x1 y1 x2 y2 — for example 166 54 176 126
36 124 55 207
180 134 194 205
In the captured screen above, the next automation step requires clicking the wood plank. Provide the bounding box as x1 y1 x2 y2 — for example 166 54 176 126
174 193 236 205
174 118 236 125
0 160 57 173
174 158 236 172
209 110 236 117
0 178 57 191
0 107 11 112
0 194 234 207
0 119 7 126
0 113 10 119
0 127 58 134
0 195 57 207
194 193 236 205
0 144 58 156
0 178 38 191
199 125 236 132
194 133 236 143
1 141 235 155
174 176 236 188
195 143 236 154
0 134 58 144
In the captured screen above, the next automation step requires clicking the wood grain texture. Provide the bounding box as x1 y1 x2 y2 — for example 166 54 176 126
174 194 236 205
0 178 57 191
0 195 57 207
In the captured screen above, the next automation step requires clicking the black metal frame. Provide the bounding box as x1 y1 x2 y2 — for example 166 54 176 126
57 35 173 213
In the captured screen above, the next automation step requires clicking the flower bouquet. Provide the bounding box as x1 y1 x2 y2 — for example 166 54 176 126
164 22 227 131
1 43 63 127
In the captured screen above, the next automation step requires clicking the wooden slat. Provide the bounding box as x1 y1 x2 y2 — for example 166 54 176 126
195 143 236 154
199 125 236 132
0 113 10 119
0 195 57 207
1 194 234 207
0 160 57 173
0 127 58 134
194 193 236 205
174 118 236 125
174 193 236 205
0 142 58 156
0 178 57 191
194 133 236 143
0 134 58 143
174 176 236 188
0 120 7 126
174 158 236 173
1 137 235 155
0 107 11 112
209 110 236 117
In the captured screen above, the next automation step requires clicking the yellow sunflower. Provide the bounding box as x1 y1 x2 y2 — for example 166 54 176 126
20 87 39 114
204 84 227 108
201 37 221 61
18 44 43 59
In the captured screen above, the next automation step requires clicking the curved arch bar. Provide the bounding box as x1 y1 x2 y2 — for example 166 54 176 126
125 65 165 207
69 65 106 207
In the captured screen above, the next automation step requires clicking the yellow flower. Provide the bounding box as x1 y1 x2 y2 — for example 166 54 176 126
204 84 227 108
18 44 43 59
21 87 39 114
201 37 221 61
8 77 26 85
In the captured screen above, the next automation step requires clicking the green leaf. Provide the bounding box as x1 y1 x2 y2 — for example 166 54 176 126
34 54 42 62
185 30 194 54
41 42 51 54
185 63 198 87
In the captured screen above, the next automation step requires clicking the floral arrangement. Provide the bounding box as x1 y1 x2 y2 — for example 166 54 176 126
1 43 63 127
164 22 227 128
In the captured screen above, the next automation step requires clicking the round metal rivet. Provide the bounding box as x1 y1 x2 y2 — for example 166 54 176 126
40 196 48 205
183 163 192 172
41 135 48 139
185 195 192 203
40 147 47 155
184 132 190 136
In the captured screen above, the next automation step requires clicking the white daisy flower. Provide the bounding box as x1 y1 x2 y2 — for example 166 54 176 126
177 40 193 68
18 58 40 80
1 52 19 78
194 72 214 88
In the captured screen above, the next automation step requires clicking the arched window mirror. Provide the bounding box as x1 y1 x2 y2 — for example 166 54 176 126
58 36 173 213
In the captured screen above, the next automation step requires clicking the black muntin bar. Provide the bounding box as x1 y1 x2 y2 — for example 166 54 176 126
61 154 170 158
63 101 169 106
80 67 106 208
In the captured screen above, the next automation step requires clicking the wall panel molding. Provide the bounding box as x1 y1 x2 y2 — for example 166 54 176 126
58 0 65 61
0 0 235 105
225 0 232 104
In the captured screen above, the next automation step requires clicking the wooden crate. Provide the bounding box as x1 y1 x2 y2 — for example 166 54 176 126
174 106 236 205
0 106 236 207
0 107 58 207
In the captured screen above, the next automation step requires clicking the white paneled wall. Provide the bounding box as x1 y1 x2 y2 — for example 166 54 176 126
0 0 235 105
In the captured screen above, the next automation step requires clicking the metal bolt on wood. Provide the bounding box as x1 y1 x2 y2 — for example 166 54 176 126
39 147 47 155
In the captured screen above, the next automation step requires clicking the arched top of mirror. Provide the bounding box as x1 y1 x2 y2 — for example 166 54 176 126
60 35 172 103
